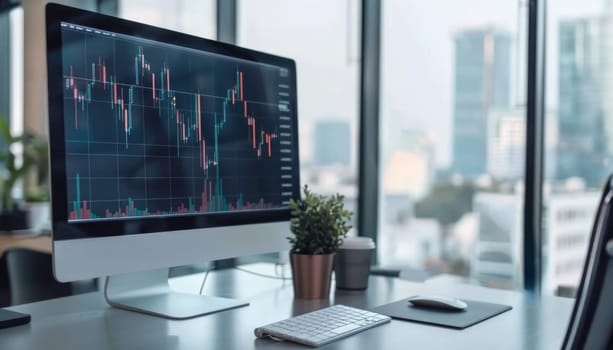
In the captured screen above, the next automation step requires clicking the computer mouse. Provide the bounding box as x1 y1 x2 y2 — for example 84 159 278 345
407 295 468 311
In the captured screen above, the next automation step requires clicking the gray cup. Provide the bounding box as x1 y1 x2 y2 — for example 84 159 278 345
335 237 375 290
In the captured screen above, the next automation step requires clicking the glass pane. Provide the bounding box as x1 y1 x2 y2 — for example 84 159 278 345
238 0 360 231
9 6 22 135
0 10 10 119
379 0 527 289
118 0 216 39
543 0 610 296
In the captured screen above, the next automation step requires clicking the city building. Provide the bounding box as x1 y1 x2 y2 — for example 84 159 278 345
452 27 511 178
471 189 600 294
487 108 558 180
471 192 523 290
557 18 610 187
542 192 599 295
487 110 525 180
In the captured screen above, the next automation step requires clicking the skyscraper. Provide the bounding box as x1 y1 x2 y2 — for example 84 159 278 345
487 109 525 179
557 18 609 187
472 189 599 293
314 120 351 166
472 192 523 290
452 28 511 177
487 108 558 180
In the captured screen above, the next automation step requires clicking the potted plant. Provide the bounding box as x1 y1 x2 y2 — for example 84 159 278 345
0 116 48 231
288 185 352 299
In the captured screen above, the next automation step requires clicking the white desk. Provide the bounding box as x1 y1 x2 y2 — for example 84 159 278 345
0 264 574 349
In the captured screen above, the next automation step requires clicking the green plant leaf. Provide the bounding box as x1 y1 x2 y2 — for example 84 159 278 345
287 184 353 254
0 115 50 212
0 117 11 142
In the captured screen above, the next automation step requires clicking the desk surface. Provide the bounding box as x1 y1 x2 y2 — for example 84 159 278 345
0 265 573 350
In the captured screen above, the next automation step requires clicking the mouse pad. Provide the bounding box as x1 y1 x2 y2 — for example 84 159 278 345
371 298 512 329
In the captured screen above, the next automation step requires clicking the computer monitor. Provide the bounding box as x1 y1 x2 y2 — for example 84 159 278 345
45 3 299 319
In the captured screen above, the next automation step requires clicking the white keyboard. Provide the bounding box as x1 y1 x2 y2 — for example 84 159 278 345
254 304 391 347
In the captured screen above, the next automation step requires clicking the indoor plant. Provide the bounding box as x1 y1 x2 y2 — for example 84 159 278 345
288 185 352 299
0 116 48 231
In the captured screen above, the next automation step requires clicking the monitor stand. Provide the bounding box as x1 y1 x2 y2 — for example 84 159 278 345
103 269 248 320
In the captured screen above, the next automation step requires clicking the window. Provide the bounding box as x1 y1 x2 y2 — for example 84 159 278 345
6 0 601 293
542 0 610 295
0 5 23 201
0 11 10 119
8 6 22 135
379 0 527 289
237 0 361 230
118 0 216 39
0 6 19 125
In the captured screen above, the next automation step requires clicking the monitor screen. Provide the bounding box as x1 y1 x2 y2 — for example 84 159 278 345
60 22 296 223
46 4 299 282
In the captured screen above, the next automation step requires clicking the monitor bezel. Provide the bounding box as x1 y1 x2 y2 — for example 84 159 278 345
46 3 300 241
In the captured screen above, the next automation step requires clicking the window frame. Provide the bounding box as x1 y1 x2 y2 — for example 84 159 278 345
358 0 381 263
523 0 546 294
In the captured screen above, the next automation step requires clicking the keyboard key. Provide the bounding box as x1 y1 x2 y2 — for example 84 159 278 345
330 323 361 334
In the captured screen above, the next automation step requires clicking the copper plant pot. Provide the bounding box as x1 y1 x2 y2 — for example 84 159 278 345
290 253 335 299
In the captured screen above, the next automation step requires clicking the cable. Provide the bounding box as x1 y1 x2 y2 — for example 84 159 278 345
199 264 291 294
199 269 210 295
234 265 293 280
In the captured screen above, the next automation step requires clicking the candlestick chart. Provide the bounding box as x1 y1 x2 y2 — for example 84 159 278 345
60 23 297 221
